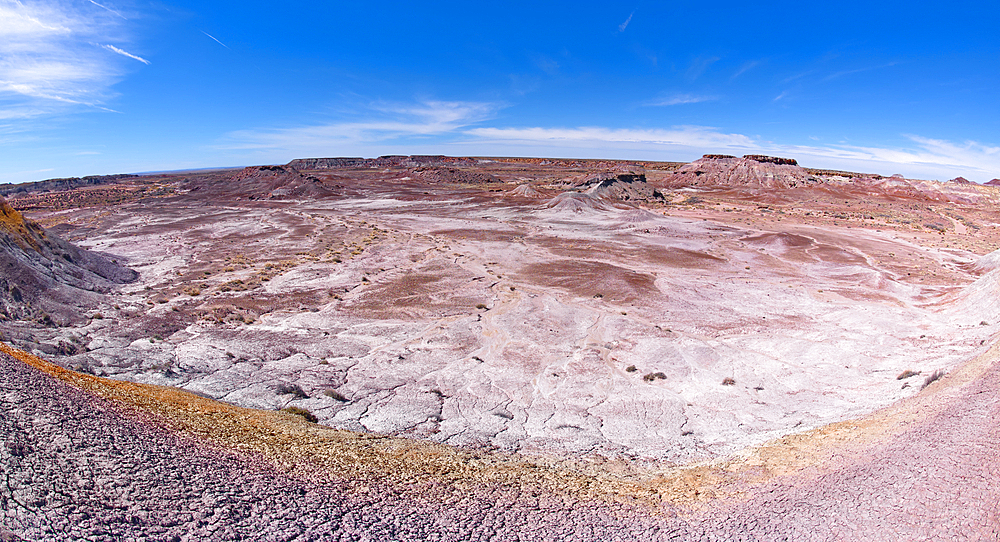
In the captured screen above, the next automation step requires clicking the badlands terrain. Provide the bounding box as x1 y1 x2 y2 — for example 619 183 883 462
2 154 1000 540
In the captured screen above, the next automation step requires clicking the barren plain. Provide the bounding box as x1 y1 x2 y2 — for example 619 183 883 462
3 154 1000 540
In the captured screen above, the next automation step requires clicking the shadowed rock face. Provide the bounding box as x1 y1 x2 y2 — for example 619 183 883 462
0 197 137 324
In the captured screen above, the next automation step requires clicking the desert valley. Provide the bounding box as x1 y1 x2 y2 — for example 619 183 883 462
2 154 999 540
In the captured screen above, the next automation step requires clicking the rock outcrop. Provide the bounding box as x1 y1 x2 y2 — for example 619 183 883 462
0 197 137 324
0 173 139 197
661 154 817 189
949 176 973 184
986 179 1000 186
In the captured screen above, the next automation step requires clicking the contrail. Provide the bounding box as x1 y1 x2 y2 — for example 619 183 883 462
201 31 230 49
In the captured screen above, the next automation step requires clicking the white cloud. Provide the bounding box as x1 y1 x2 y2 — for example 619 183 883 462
221 100 502 152
645 93 717 106
0 0 137 116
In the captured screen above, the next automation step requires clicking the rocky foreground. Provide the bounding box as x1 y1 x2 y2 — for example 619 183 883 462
3 339 999 540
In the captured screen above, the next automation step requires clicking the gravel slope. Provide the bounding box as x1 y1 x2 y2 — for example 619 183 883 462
4 342 1000 541
0 350 676 541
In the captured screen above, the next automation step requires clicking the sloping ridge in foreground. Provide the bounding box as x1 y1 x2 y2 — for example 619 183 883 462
2 340 999 540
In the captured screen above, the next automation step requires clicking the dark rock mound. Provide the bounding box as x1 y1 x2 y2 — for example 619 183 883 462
286 157 368 170
949 176 973 184
412 167 499 185
0 197 137 324
744 155 798 166
582 172 663 202
184 165 335 200
556 170 663 203
986 179 1000 186
286 155 479 171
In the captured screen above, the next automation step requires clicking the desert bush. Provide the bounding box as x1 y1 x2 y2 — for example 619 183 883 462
722 377 736 386
280 406 317 423
643 372 667 382
921 369 946 389
625 365 637 373
276 383 308 399
896 369 920 380
323 389 348 402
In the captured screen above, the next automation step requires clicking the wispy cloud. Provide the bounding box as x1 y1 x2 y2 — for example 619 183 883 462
464 125 1000 181
221 99 502 151
645 93 717 106
0 0 138 117
466 125 755 150
86 0 125 19
731 60 759 80
773 90 789 102
823 62 897 81
102 43 149 64
201 30 229 49
686 56 720 81
618 11 634 32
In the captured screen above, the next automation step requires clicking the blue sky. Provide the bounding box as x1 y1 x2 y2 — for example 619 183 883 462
2 0 999 184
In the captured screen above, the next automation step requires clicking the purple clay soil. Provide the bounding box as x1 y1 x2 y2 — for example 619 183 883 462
7 342 1000 540
0 351 681 541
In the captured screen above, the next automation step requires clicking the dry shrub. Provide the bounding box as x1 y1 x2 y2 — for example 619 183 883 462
276 383 308 399
280 406 317 423
921 369 946 390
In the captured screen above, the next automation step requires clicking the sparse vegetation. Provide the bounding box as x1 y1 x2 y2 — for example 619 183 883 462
921 369 946 389
722 377 736 386
643 372 667 382
897 369 920 380
280 406 317 423
276 383 308 399
323 389 348 402
625 365 637 373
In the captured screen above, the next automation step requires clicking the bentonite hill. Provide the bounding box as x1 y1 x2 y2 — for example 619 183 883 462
2 154 1000 541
